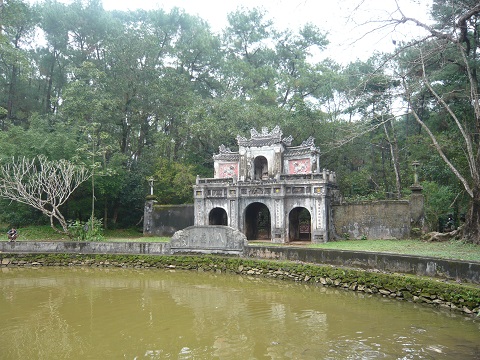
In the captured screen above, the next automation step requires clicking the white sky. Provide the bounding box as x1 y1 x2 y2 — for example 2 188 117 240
100 0 433 64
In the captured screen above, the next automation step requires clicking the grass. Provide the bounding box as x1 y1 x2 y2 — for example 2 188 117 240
1 225 169 243
309 239 480 262
2 225 479 262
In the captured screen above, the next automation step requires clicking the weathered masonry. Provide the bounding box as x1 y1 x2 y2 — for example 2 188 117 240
193 126 338 243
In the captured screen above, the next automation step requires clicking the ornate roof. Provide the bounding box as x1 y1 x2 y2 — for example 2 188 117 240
213 144 240 161
213 126 319 159
236 125 293 147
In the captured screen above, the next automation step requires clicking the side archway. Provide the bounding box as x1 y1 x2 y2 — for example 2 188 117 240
209 207 228 225
244 202 271 240
289 207 311 241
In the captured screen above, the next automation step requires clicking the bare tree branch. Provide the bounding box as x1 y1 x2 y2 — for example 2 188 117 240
0 156 91 234
419 50 479 184
401 76 474 198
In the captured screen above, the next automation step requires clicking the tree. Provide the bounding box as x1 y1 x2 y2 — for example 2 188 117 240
382 1 480 242
0 0 36 126
0 155 91 234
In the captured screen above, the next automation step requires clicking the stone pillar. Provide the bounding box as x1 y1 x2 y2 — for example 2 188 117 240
409 161 425 233
312 196 328 243
143 199 157 235
410 185 425 232
272 197 286 243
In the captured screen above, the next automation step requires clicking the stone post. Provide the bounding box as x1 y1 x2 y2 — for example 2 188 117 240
143 199 157 235
409 161 425 234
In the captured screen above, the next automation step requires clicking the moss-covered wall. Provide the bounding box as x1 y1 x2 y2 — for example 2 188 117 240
245 246 480 284
144 202 194 236
332 201 411 239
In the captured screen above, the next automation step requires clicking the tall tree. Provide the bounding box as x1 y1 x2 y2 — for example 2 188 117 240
386 1 480 242
0 0 36 126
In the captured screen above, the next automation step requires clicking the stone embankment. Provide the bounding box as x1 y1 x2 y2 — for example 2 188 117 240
1 253 479 317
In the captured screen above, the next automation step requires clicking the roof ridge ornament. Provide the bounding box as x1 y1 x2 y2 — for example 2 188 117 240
218 144 234 154
250 125 282 139
301 136 315 148
282 135 293 146
237 125 289 147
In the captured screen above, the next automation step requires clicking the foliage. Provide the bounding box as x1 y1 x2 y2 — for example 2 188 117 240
0 0 478 237
420 181 464 231
152 158 197 204
67 217 104 241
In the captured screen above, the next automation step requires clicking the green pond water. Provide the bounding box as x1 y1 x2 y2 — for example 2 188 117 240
0 266 479 359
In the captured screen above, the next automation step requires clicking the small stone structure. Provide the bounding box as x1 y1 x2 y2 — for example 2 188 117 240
193 126 338 243
144 203 194 237
170 225 246 255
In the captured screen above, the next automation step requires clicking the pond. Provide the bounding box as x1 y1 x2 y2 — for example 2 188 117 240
1 267 479 359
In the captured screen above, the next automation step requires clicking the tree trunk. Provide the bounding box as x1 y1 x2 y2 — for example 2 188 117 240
463 188 480 244
45 52 57 113
7 64 17 121
383 120 402 199
104 199 108 229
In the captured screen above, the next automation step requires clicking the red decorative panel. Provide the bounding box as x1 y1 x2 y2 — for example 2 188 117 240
289 159 311 174
219 163 238 178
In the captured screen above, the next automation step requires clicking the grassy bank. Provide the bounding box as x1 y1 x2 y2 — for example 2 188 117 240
247 239 480 262
3 225 479 262
1 225 169 242
310 239 480 262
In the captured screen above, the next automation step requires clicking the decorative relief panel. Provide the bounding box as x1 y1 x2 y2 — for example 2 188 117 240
316 199 322 228
250 188 264 195
275 200 281 227
219 163 239 178
196 200 204 225
288 158 311 174
292 187 305 194
207 189 226 197
230 200 236 227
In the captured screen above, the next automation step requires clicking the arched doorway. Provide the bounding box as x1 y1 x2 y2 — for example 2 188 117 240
289 207 311 241
244 202 271 240
209 207 228 225
254 156 268 180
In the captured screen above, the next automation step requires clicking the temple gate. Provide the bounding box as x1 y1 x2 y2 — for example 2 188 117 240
193 126 338 243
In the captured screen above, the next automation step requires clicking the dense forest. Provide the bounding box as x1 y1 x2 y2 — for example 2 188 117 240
1 0 479 243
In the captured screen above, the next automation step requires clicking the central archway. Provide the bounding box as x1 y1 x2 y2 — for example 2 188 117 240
254 156 268 180
289 207 311 241
244 202 271 240
209 207 228 225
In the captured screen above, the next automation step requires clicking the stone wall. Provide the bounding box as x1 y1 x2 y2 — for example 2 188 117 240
144 202 194 237
0 241 170 255
144 196 424 241
1 240 478 285
332 200 412 239
244 246 480 284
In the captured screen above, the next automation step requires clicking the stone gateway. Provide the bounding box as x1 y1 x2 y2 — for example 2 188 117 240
193 126 338 243
144 126 424 243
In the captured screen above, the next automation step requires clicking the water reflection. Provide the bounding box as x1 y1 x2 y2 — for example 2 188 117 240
0 267 479 359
